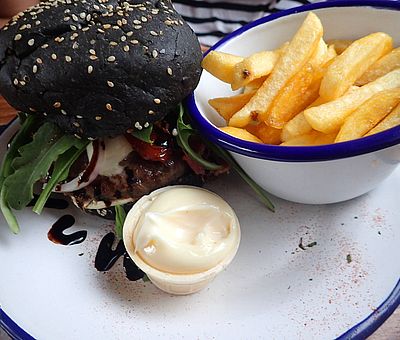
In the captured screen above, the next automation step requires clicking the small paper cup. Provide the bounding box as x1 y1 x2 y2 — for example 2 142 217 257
123 185 241 295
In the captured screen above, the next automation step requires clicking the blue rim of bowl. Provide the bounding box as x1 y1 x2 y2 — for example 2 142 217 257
187 0 400 162
0 1 399 339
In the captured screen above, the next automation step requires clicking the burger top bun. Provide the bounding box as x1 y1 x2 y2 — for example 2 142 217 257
0 0 202 138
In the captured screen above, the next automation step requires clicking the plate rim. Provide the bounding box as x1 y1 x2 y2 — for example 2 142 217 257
1 0 400 331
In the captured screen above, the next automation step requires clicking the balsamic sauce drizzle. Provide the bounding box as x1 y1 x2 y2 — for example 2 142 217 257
10 128 141 281
95 232 144 281
123 253 145 281
48 214 87 246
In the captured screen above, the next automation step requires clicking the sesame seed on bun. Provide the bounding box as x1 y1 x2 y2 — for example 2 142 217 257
0 0 202 138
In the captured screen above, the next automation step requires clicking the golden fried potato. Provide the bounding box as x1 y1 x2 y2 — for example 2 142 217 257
304 68 400 134
229 12 323 127
326 39 353 54
267 64 318 128
281 130 336 146
320 32 393 101
280 93 330 141
243 76 267 93
245 122 282 144
314 132 338 145
201 51 243 83
209 91 255 122
281 112 312 142
365 102 400 136
356 47 400 85
335 89 400 142
266 39 328 128
220 126 263 143
281 132 317 146
325 44 338 61
231 50 280 91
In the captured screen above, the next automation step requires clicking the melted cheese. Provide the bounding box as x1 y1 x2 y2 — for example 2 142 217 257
87 136 133 177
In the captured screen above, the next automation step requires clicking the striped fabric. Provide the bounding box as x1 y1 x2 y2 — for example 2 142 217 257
173 0 320 46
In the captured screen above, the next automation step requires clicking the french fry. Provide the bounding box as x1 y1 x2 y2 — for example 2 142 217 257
244 77 267 93
313 38 329 66
320 32 393 101
231 50 280 91
245 122 281 144
281 130 336 146
229 12 323 127
209 91 255 122
280 85 357 141
304 68 400 134
220 126 262 143
267 64 318 128
325 44 338 61
314 131 337 145
266 39 327 128
365 102 400 136
280 132 317 146
335 89 400 142
281 112 312 142
201 51 243 83
326 39 353 54
356 47 400 85
280 95 329 141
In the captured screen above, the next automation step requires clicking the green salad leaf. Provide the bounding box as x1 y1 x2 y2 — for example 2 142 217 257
32 141 88 215
0 115 42 233
176 104 222 171
0 119 89 233
4 123 78 210
0 115 41 188
0 189 19 234
130 124 153 143
114 205 127 239
176 104 275 212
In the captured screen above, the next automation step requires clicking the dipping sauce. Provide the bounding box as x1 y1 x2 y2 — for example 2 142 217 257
123 186 240 295
132 186 239 274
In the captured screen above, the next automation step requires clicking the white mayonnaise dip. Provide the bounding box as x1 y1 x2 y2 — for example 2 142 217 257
129 186 240 274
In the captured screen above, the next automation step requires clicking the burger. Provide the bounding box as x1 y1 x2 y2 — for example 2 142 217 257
0 0 227 233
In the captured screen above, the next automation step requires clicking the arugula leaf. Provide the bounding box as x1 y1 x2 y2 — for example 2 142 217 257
0 114 41 188
3 123 83 210
0 115 42 233
33 141 88 215
176 104 222 171
176 104 274 212
0 188 19 234
131 124 153 143
114 205 126 239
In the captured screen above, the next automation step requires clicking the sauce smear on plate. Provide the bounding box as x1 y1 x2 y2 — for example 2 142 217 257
48 214 87 245
95 232 144 281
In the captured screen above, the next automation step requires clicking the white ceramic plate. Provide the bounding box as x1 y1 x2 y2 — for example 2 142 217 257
0 119 399 340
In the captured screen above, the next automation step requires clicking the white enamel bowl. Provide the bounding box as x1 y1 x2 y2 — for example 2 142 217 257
188 0 400 204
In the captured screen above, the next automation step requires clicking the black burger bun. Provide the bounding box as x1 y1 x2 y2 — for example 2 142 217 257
0 0 202 138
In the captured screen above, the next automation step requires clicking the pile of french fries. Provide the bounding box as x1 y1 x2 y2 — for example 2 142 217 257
202 12 400 146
